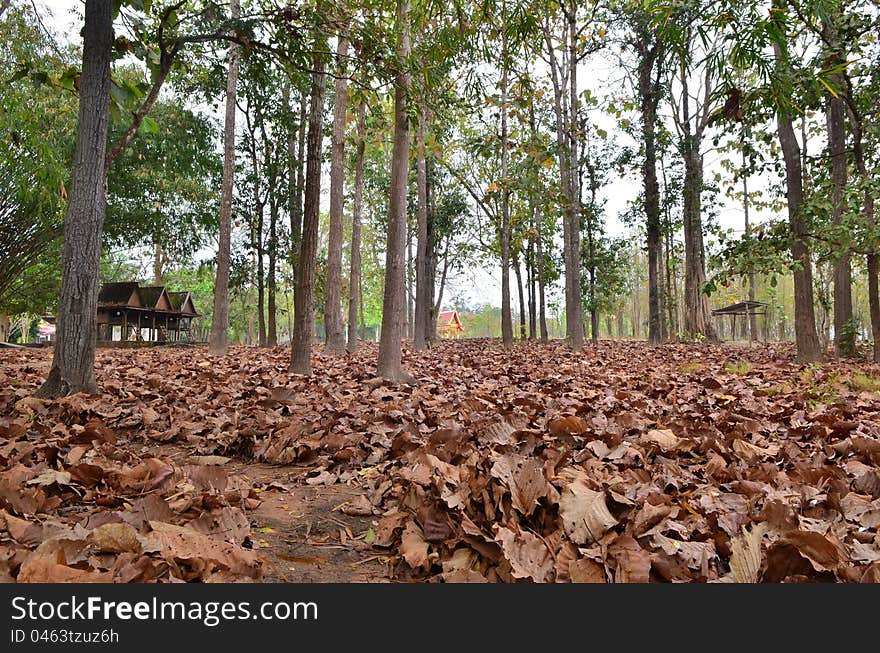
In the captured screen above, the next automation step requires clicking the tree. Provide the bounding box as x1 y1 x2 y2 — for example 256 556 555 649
376 0 414 382
36 0 112 397
666 17 717 341
209 0 241 356
348 102 366 352
771 3 821 362
290 42 327 374
324 33 349 354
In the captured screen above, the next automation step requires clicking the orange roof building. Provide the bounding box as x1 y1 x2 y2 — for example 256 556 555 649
437 309 464 338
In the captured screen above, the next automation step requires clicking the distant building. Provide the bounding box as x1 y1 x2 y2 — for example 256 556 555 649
437 309 465 338
96 281 200 343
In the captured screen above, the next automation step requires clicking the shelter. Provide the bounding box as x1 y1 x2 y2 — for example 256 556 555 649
437 309 465 338
711 300 769 342
97 281 200 343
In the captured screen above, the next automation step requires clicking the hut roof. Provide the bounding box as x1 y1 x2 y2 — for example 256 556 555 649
139 286 172 310
711 300 769 316
168 291 199 316
98 282 141 307
438 309 464 332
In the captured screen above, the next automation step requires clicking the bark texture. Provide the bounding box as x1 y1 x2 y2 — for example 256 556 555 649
37 0 112 398
290 51 327 374
209 0 241 356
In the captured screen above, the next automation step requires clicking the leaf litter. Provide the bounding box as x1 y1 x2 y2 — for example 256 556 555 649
1 339 880 582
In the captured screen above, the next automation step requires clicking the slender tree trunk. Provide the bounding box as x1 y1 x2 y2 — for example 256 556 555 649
499 16 513 349
638 35 662 346
251 145 266 348
376 0 413 382
268 174 278 347
256 210 266 347
425 157 437 342
565 7 584 349
434 237 450 333
742 146 758 342
153 234 163 285
527 233 536 339
405 226 413 340
774 41 821 362
347 104 365 353
324 36 349 353
544 18 582 348
209 0 240 356
36 0 112 398
414 107 430 350
826 67 853 355
529 99 549 343
290 49 327 374
681 137 715 339
849 117 879 361
290 91 307 273
513 251 527 339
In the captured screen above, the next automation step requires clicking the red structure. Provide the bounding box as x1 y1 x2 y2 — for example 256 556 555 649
437 309 465 338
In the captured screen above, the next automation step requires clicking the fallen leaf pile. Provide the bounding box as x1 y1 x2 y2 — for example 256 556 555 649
2 339 880 582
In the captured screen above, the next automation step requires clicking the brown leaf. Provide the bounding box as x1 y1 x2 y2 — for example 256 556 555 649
495 526 553 582
727 523 767 583
559 477 617 545
491 454 550 516
88 522 142 554
400 520 430 569
608 535 651 583
639 429 679 452
18 557 113 583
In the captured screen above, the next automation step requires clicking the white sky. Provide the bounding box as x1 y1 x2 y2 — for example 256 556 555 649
36 0 784 313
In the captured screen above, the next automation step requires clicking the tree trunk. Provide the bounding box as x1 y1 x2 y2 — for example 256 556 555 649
434 237 450 334
405 226 413 340
742 146 758 342
529 99 549 343
543 18 582 349
267 170 278 347
527 233 536 339
499 18 513 349
290 49 327 374
774 41 821 362
347 103 366 353
849 114 879 361
153 233 164 285
253 152 266 348
209 0 240 356
513 251 527 340
376 0 413 382
36 0 112 398
638 35 662 346
565 6 584 349
681 135 715 339
290 90 307 273
324 36 349 353
413 107 430 350
425 157 437 342
825 61 853 356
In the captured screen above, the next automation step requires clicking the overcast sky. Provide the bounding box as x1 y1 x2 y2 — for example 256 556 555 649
36 0 781 312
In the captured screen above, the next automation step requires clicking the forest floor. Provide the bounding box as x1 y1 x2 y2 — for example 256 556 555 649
2 339 880 583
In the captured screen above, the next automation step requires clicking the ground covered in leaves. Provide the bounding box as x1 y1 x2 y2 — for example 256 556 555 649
2 339 880 583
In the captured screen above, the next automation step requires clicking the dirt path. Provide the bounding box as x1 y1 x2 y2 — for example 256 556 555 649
134 443 394 582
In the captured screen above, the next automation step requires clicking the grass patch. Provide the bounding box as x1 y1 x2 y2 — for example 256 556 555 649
848 372 880 393
678 361 704 374
760 383 790 397
723 360 753 375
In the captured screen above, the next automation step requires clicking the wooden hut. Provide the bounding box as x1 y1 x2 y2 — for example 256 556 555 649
97 282 200 344
437 309 465 338
711 300 769 342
